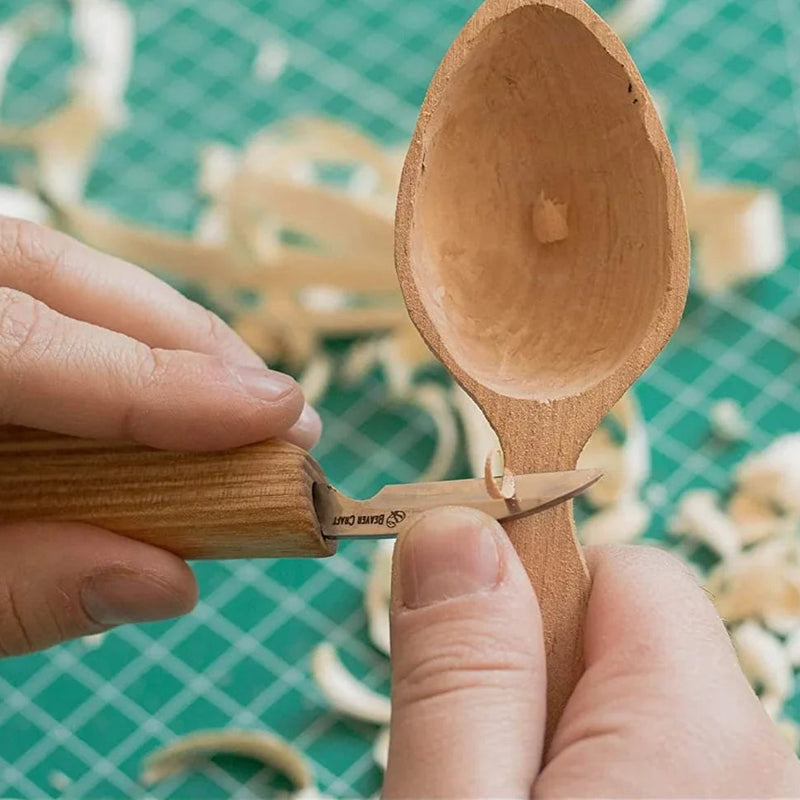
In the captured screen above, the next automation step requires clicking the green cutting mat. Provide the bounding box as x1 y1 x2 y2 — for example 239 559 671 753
1 0 800 797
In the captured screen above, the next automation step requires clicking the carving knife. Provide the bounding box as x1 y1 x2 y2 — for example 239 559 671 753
0 428 600 560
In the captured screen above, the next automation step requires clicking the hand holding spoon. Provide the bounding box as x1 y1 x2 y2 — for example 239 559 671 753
395 0 689 740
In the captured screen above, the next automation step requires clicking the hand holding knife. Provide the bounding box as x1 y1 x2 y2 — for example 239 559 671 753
0 428 600 559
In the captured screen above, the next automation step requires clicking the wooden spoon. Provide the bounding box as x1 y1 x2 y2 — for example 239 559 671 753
395 0 689 741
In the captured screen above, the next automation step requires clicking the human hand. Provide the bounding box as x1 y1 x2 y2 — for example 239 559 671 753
383 507 800 798
0 216 320 656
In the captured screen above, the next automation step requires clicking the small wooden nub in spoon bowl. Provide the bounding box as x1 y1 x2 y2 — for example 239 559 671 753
395 0 689 739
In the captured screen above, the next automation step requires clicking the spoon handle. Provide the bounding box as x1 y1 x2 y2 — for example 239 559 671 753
502 491 590 745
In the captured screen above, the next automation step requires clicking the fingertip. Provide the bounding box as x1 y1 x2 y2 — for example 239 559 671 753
283 404 322 450
0 523 198 655
81 555 198 626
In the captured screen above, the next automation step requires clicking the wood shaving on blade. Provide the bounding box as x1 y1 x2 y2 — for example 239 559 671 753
311 643 391 726
141 729 315 792
736 434 800 513
604 0 666 41
709 399 750 442
483 449 516 500
706 538 800 622
731 621 792 709
579 498 651 546
669 489 741 562
365 541 393 656
373 727 390 771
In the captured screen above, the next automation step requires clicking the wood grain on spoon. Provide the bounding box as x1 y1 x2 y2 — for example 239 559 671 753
395 0 689 745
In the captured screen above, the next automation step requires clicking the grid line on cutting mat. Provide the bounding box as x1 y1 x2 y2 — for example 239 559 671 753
1 0 800 797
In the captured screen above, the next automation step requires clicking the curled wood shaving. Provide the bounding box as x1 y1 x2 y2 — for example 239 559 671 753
732 621 793 711
706 538 800 622
579 498 650 546
373 727 390 771
253 38 290 82
709 399 750 442
578 392 649 508
728 491 796 546
0 0 134 201
341 336 459 482
689 185 785 293
0 183 50 223
297 353 333 406
141 729 316 792
69 0 133 127
0 5 53 107
311 643 391 726
736 434 800 513
604 0 666 41
680 136 786 293
483 449 516 500
669 489 741 562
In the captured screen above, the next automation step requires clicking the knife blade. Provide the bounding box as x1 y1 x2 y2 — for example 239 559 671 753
315 468 602 539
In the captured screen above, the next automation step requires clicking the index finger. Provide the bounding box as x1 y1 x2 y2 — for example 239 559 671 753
0 215 263 367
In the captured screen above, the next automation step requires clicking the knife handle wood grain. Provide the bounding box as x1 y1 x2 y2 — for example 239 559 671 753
0 427 336 560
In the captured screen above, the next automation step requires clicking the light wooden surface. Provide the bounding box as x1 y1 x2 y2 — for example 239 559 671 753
395 0 689 745
0 428 335 560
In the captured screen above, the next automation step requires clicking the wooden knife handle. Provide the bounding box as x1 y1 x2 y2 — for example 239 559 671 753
0 427 336 560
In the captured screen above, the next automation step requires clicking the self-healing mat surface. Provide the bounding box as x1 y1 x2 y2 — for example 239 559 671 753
1 0 800 797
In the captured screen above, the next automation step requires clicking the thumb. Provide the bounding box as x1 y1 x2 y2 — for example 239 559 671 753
0 522 197 655
383 507 546 800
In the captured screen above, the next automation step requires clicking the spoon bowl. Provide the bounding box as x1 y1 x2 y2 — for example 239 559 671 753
395 0 689 739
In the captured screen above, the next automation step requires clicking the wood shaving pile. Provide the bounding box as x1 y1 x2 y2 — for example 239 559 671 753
668 430 800 743
679 136 786 293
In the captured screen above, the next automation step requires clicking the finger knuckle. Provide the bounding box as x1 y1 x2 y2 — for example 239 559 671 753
0 289 58 421
393 624 535 708
118 345 169 438
198 303 232 348
0 216 63 288
0 288 55 364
